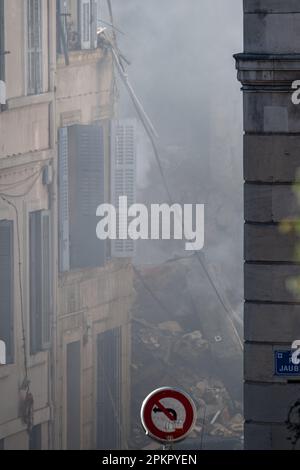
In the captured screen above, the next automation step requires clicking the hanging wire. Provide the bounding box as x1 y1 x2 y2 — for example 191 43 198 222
0 196 29 387
109 38 243 350
0 167 44 199
0 168 42 189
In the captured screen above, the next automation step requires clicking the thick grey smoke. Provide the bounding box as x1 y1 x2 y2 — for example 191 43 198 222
105 1 244 448
108 0 243 306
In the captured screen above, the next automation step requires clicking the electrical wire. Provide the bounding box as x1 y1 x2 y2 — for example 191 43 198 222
0 168 42 189
194 252 243 350
0 196 29 388
107 0 118 45
110 41 243 350
0 167 44 199
133 265 175 320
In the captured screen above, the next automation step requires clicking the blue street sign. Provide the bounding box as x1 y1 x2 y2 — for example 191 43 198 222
275 350 300 376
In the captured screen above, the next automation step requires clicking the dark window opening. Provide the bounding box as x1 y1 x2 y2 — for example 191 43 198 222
67 341 81 450
0 221 14 365
57 0 98 55
97 328 122 450
29 424 42 450
0 439 4 450
29 211 52 354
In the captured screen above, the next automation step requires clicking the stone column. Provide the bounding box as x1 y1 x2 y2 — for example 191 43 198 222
235 0 300 449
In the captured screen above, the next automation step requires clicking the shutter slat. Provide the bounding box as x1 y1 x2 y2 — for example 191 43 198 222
58 127 70 272
30 211 52 353
97 328 122 449
111 119 137 258
69 124 105 269
41 211 51 349
80 0 91 49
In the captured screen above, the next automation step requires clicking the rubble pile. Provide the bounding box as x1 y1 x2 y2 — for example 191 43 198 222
130 258 243 449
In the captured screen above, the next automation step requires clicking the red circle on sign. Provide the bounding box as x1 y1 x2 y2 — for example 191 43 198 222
141 388 196 443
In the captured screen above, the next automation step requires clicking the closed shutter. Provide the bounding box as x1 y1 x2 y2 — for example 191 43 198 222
58 127 70 272
79 0 97 50
68 124 105 269
0 221 14 364
67 341 81 450
30 211 52 354
91 0 98 49
97 328 122 450
27 0 43 95
0 0 5 109
41 211 51 349
80 0 91 49
29 212 41 354
111 119 137 258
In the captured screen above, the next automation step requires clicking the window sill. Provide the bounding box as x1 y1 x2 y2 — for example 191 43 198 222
6 92 54 111
57 47 106 67
29 350 48 369
0 363 15 380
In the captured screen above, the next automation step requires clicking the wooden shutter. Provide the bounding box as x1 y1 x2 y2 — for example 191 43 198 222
0 221 14 364
58 127 70 272
0 0 5 109
0 0 5 81
30 211 41 354
68 124 105 269
97 328 122 450
80 0 91 49
41 211 51 349
27 0 43 95
66 341 81 450
30 211 52 353
91 0 98 49
111 119 137 258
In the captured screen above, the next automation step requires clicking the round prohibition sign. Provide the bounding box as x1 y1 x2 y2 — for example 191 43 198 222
141 387 197 443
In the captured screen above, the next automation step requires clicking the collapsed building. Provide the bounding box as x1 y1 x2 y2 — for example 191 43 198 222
131 258 243 449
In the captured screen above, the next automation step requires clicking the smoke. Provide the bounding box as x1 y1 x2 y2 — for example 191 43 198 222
107 1 243 305
105 1 244 447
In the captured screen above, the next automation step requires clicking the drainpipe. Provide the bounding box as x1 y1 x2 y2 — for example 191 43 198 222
48 0 58 450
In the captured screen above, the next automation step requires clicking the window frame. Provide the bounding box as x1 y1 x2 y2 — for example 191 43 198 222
0 220 14 365
26 0 43 96
29 210 52 355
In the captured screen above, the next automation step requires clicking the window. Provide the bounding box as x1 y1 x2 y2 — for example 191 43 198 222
66 341 81 450
29 424 42 450
0 0 6 110
97 328 122 450
0 221 14 365
0 439 4 450
57 0 98 54
27 0 43 95
29 211 52 354
58 124 105 271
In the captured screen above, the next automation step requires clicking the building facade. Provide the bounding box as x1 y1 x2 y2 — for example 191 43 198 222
0 0 134 450
236 0 300 450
